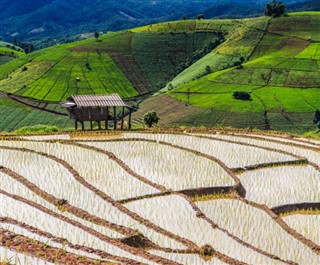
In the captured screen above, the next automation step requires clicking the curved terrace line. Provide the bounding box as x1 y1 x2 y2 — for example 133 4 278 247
65 141 292 263
0 217 147 264
221 132 320 152
176 192 294 265
0 160 134 237
232 194 320 255
0 144 197 252
0 190 180 265
272 202 320 216
0 228 124 265
1 137 318 263
70 138 245 197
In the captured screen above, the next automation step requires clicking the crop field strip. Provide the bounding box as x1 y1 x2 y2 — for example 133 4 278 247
0 192 159 265
0 139 248 255
0 144 208 258
0 218 130 264
0 165 278 262
167 14 320 132
0 132 320 262
0 244 56 265
0 168 131 238
0 145 190 251
0 42 139 103
114 134 319 237
0 137 292 262
0 228 128 265
0 14 319 132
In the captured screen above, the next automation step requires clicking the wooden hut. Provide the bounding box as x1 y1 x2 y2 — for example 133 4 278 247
61 94 132 130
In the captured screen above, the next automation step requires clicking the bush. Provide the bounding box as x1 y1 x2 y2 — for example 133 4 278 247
14 125 60 134
205 65 211 74
313 109 320 129
313 109 320 124
143 111 160 128
265 0 286 17
233 91 251 100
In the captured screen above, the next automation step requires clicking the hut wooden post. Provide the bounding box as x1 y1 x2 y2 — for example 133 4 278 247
121 106 125 130
105 107 109 130
61 94 129 132
128 109 132 130
113 106 117 130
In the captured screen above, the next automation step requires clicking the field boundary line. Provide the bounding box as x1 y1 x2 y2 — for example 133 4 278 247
59 141 200 252
0 217 143 265
0 228 123 265
0 189 180 265
71 138 295 263
0 163 135 236
233 194 320 255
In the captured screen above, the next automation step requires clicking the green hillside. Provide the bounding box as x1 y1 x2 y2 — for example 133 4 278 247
0 41 24 66
0 12 319 133
166 12 320 133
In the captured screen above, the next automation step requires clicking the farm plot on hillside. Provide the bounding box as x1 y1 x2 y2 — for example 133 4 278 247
0 131 319 264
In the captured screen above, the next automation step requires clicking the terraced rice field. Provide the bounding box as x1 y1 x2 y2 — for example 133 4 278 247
0 130 319 264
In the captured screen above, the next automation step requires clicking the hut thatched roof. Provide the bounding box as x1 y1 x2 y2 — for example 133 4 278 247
64 94 126 108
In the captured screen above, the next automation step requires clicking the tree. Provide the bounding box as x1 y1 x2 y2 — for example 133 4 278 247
94 32 100 41
205 65 211 74
265 0 286 17
313 109 320 129
143 111 160 128
197 14 205 20
233 91 251 100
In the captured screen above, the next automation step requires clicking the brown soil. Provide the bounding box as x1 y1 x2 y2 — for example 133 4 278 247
131 94 201 127
0 228 119 265
272 202 320 216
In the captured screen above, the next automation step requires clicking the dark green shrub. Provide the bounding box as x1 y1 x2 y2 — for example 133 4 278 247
143 111 160 128
265 0 286 17
233 91 251 100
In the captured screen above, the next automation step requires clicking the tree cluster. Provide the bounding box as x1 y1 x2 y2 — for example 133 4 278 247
12 36 34 53
233 91 251 100
265 0 286 17
313 109 320 130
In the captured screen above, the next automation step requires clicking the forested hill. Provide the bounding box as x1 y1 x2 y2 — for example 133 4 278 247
0 0 309 48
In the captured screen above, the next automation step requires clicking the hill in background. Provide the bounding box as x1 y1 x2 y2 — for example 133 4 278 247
0 12 319 133
0 0 313 49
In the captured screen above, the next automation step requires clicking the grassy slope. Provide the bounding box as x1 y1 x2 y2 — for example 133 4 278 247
167 12 320 133
0 41 24 66
0 12 319 133
0 98 72 132
0 22 224 131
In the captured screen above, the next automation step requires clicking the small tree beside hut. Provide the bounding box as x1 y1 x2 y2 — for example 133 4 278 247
143 111 160 128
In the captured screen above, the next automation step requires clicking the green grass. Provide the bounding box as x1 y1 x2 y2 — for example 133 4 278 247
0 98 72 132
295 43 320 60
0 42 138 101
167 12 320 133
14 124 60 134
0 12 320 133
0 46 24 65
164 17 269 91
132 31 221 89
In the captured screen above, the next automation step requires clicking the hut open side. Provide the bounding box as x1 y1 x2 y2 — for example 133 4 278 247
61 94 132 130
